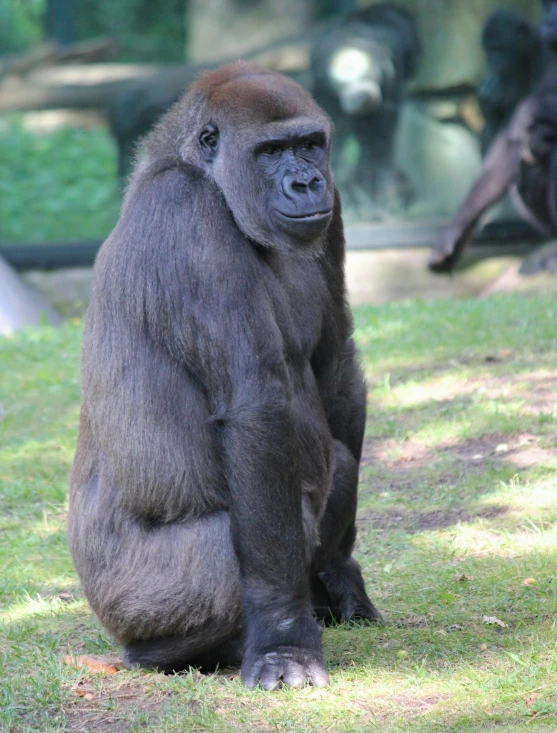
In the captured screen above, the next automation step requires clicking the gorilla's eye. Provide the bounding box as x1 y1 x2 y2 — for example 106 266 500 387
201 131 218 149
262 143 285 157
199 125 220 160
300 140 317 151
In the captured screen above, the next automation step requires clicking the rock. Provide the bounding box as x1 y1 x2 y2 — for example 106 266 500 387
519 241 557 275
0 255 61 334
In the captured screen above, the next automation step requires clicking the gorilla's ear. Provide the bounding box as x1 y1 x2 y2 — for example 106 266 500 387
199 124 220 162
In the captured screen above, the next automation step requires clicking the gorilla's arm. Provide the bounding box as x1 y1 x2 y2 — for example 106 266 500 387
312 200 365 460
429 97 537 272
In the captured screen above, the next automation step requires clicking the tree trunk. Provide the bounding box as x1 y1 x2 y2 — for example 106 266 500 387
45 0 77 46
186 0 315 63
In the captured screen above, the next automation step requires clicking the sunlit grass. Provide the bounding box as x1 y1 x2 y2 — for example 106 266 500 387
1 295 557 731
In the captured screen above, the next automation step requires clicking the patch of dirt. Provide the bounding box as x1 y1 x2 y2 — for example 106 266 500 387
355 691 450 721
61 680 171 733
378 366 557 415
359 423 557 533
357 504 509 534
391 692 450 715
362 431 556 487
441 432 557 470
362 437 433 471
395 614 430 628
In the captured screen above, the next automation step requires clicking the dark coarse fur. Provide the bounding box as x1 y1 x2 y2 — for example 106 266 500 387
68 61 380 691
429 1 557 273
479 10 546 155
310 3 421 210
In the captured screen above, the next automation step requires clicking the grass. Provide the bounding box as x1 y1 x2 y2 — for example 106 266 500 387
1 294 557 732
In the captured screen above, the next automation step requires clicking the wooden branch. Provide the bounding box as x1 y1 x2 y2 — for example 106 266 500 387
0 44 58 83
0 37 118 85
0 39 309 113
0 63 166 112
56 37 119 65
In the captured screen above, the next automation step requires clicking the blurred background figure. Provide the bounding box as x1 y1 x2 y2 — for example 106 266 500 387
1 0 556 328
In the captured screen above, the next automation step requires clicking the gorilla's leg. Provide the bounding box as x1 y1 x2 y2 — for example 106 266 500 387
72 508 244 673
311 441 382 623
123 631 243 673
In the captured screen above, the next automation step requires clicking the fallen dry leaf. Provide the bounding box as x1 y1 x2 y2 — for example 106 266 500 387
62 654 123 674
455 573 472 582
523 578 537 586
70 681 95 700
525 693 542 706
482 615 507 628
480 643 488 651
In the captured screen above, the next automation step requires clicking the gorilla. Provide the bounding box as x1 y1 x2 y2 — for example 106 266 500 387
479 10 545 155
310 3 421 214
68 62 381 691
429 0 557 273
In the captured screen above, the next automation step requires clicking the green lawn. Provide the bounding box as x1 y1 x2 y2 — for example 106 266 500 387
1 294 557 732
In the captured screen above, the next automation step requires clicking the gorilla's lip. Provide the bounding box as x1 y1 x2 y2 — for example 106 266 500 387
276 209 333 221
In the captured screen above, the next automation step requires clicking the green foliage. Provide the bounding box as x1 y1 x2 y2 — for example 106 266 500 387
0 0 184 62
0 119 120 244
77 0 185 62
0 0 45 54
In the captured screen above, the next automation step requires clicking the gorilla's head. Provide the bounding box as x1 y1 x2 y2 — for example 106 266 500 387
173 63 336 252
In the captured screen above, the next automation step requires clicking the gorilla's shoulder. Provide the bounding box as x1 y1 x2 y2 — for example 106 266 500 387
120 158 225 222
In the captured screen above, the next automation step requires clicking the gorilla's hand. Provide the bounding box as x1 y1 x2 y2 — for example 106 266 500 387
428 224 469 273
242 646 329 690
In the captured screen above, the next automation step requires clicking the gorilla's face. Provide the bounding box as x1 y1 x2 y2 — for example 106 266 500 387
252 124 334 242
197 75 335 252
328 46 384 116
200 120 334 251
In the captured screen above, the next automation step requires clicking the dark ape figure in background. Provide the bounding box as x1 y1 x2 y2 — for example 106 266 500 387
429 0 557 273
479 10 546 155
108 82 180 180
69 62 381 691
310 4 421 214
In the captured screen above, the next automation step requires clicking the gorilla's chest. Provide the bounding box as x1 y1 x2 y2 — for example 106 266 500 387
264 255 327 365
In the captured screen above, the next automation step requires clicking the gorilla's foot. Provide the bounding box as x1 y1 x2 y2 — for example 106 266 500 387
317 557 383 624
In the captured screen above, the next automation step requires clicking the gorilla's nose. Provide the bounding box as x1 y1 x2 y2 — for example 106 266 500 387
284 171 324 198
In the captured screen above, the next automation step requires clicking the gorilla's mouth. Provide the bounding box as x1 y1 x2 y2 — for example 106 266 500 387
277 210 333 221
